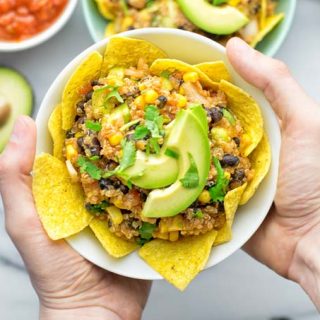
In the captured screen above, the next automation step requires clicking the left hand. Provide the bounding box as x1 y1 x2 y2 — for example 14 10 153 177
0 116 151 320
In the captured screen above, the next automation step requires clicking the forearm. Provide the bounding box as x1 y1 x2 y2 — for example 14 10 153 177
289 227 320 311
40 305 122 320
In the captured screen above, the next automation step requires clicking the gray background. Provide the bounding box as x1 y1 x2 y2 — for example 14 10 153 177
0 1 320 319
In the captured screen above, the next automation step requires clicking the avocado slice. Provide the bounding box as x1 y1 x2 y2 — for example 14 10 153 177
176 0 249 35
188 104 208 134
0 68 33 153
142 108 210 218
123 149 179 189
107 103 131 124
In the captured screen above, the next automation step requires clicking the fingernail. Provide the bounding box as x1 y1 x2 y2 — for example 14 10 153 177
10 116 27 143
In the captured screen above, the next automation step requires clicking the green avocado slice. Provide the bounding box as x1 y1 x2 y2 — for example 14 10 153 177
188 104 208 134
176 0 249 35
0 68 33 153
142 108 210 218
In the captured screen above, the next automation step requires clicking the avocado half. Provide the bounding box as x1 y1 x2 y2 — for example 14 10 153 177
0 67 33 153
176 0 249 35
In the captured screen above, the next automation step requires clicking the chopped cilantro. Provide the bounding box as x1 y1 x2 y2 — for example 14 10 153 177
89 155 100 161
85 120 102 132
149 137 161 154
134 125 149 140
165 148 179 159
209 157 229 202
160 70 170 79
180 153 199 188
193 209 203 219
145 105 159 121
139 222 157 241
117 140 136 173
212 0 228 5
106 87 124 103
85 200 109 215
77 156 103 180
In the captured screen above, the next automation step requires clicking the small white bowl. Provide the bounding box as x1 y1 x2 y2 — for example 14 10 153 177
0 0 78 52
37 28 280 280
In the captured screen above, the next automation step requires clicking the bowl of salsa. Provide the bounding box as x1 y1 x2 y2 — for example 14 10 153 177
0 0 78 51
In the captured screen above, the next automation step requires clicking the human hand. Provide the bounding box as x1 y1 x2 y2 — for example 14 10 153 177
227 38 320 309
0 116 151 320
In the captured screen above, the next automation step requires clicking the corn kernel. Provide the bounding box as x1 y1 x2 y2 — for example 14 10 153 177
136 140 146 150
183 71 199 83
105 22 115 37
144 89 159 104
107 206 123 225
134 95 145 109
161 78 173 91
198 190 211 204
154 232 169 240
139 83 147 91
66 144 77 161
169 231 179 242
175 94 187 108
224 171 231 180
108 132 123 146
121 16 134 30
241 133 251 148
179 86 185 95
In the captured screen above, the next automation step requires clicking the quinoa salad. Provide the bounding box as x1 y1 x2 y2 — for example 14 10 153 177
62 58 254 245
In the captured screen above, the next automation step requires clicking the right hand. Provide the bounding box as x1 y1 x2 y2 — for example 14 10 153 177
227 38 320 309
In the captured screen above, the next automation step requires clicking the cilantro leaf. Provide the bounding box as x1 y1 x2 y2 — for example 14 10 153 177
77 156 103 180
149 137 161 154
193 209 203 219
164 148 179 159
139 222 157 241
145 105 159 121
180 153 199 188
85 120 102 132
134 125 149 140
89 155 100 161
209 157 229 202
85 200 109 216
160 70 170 79
117 140 136 173
106 87 124 103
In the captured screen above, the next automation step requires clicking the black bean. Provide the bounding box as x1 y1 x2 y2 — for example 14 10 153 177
140 193 147 201
91 80 100 86
66 130 75 138
127 26 135 30
129 122 139 130
158 95 167 108
85 91 93 101
92 137 100 146
233 137 240 147
99 178 113 190
77 137 85 150
89 146 100 156
76 116 85 125
206 181 215 188
221 154 240 167
120 185 129 194
76 101 85 114
232 169 245 181
207 107 223 124
126 133 135 141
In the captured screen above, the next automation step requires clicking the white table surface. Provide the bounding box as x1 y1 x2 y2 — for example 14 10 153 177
0 1 320 319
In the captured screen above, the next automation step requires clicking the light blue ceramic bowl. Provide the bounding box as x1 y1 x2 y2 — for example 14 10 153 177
82 0 296 56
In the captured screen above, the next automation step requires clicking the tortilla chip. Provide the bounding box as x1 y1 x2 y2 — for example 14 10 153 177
150 59 219 90
259 0 268 29
32 153 92 240
240 134 271 205
90 219 138 258
214 183 247 246
95 0 115 20
62 51 103 130
101 37 167 76
48 104 65 160
195 61 231 82
139 230 217 290
219 80 263 156
251 13 285 47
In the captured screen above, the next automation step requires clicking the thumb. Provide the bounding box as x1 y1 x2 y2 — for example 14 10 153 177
226 37 318 123
0 116 38 238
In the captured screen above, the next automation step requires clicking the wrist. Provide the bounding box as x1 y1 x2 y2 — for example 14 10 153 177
40 305 122 320
289 225 320 310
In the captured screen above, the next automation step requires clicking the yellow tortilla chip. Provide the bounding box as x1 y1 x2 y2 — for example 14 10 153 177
240 134 271 205
32 153 92 240
48 104 65 160
195 61 231 82
62 51 103 130
101 37 167 76
251 13 285 47
219 80 263 156
95 0 115 20
139 230 217 291
90 219 138 258
214 183 247 246
259 0 267 29
150 59 219 90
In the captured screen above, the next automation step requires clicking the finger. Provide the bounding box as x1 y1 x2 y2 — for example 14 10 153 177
226 37 318 122
0 116 38 234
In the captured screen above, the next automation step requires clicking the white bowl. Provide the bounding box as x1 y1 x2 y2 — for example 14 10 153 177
36 28 281 280
0 0 78 52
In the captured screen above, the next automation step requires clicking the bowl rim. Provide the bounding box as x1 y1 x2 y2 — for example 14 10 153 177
36 28 281 280
81 0 297 57
0 0 78 52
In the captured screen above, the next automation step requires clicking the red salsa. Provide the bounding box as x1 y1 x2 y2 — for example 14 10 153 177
0 0 68 42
